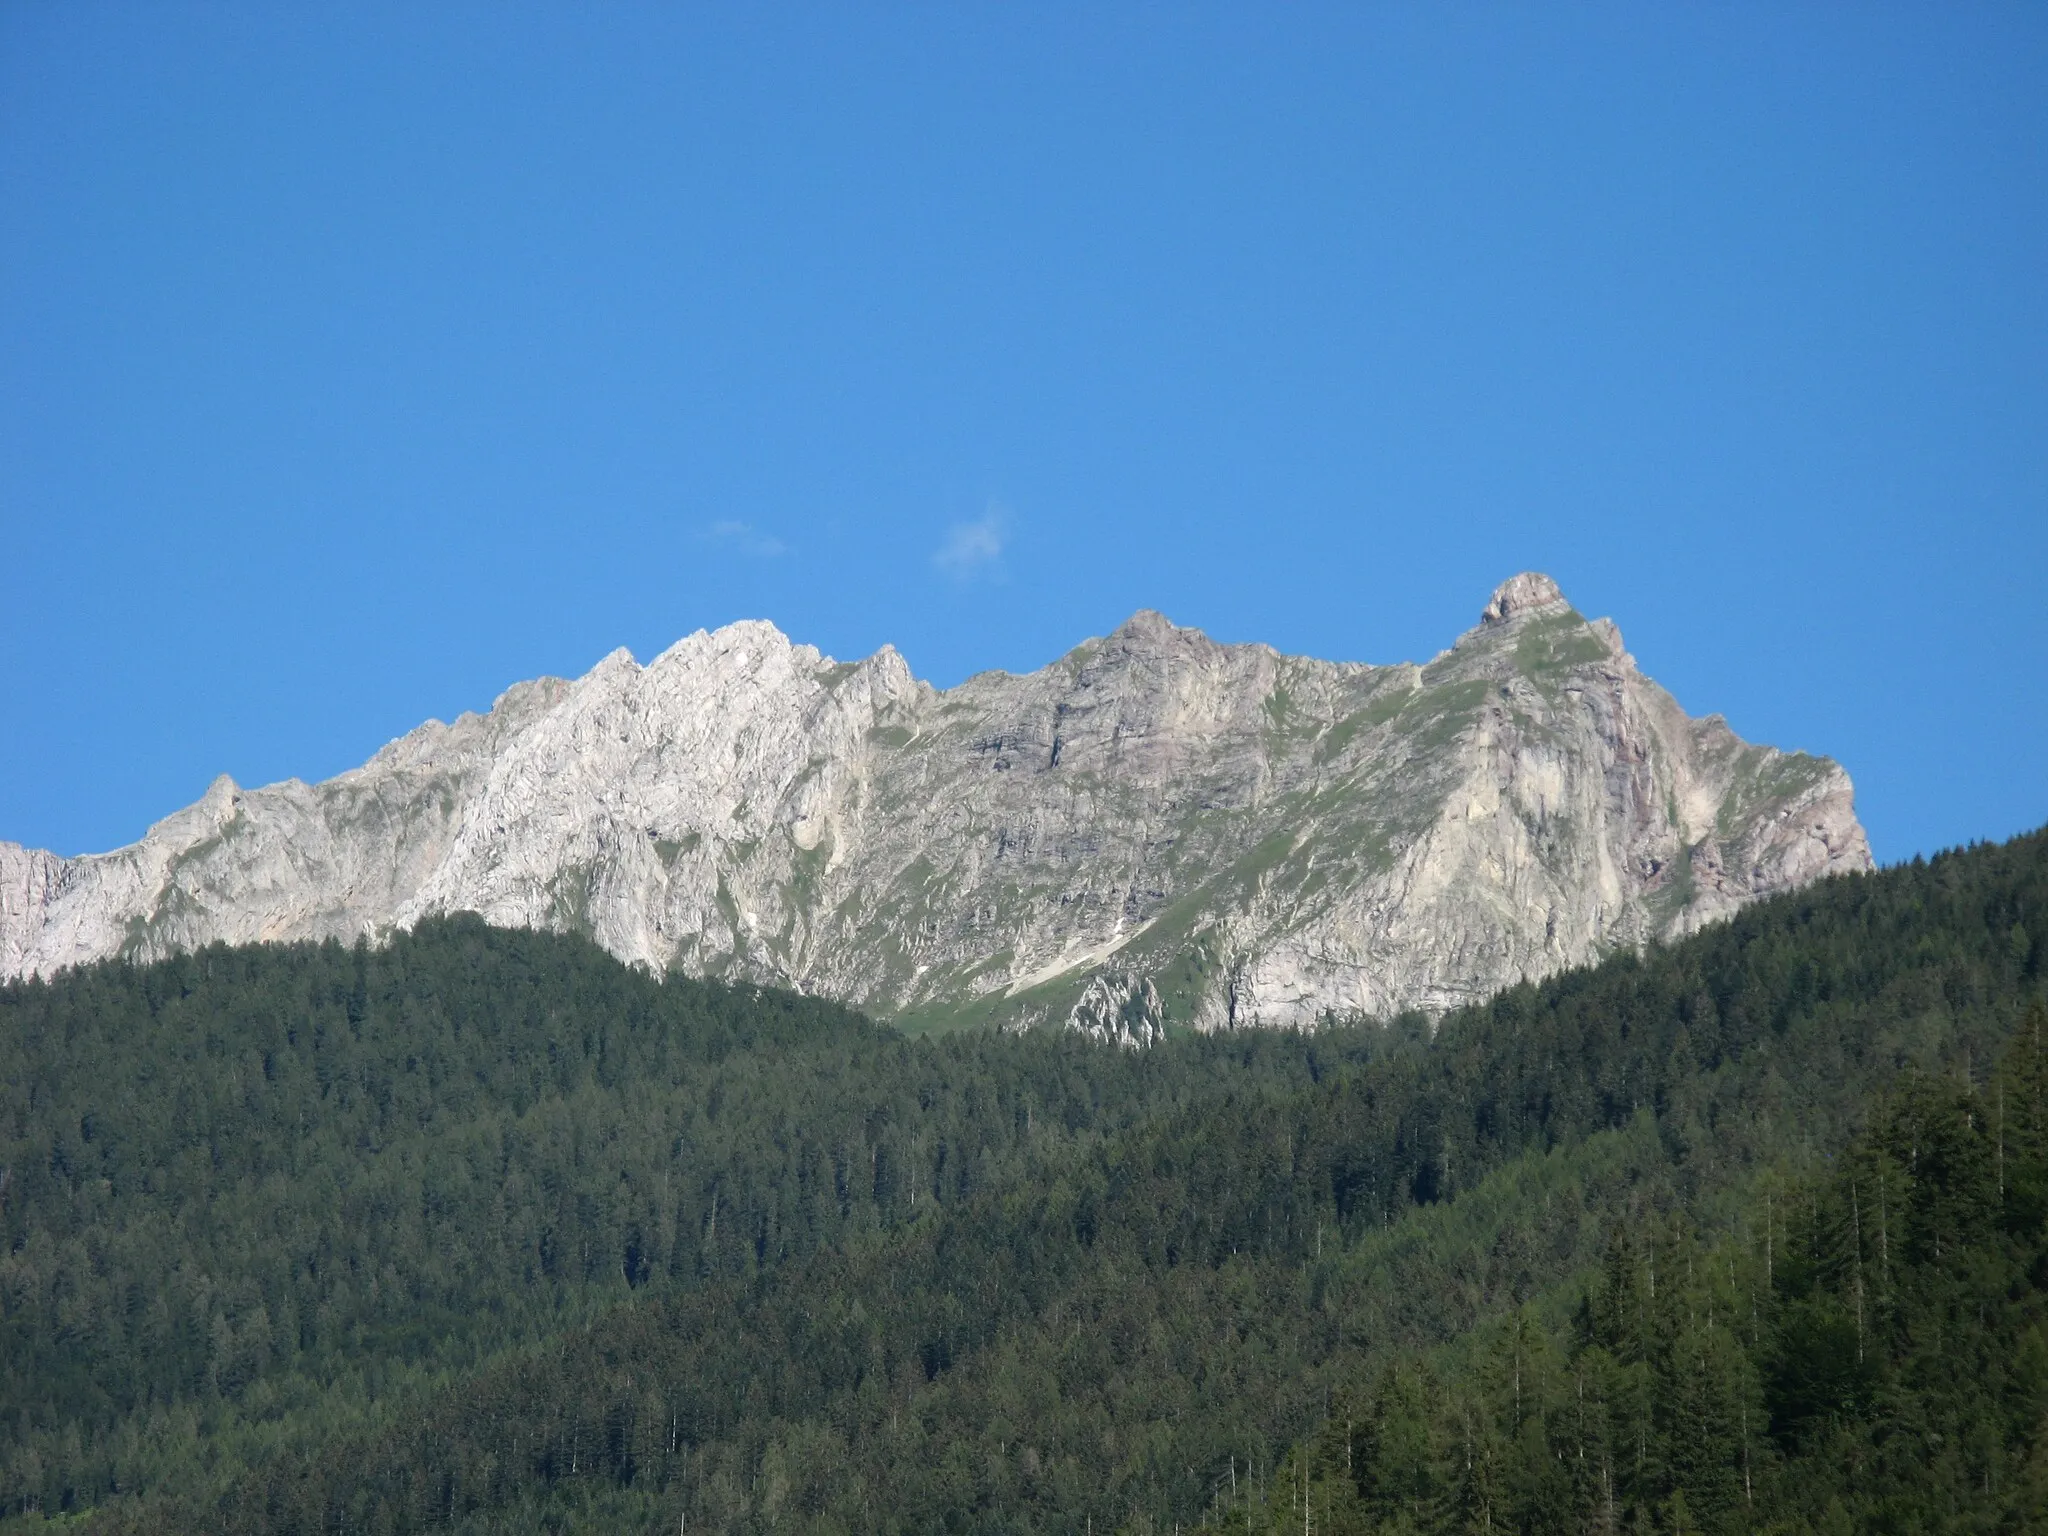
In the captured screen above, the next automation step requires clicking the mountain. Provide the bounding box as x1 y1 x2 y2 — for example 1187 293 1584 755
0 573 1869 1031
15 826 2040 1533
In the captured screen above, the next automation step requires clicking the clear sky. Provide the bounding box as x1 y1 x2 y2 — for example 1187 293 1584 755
3 4 2044 864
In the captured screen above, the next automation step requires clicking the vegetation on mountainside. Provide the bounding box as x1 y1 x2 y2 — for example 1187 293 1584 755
0 921 1379 1521
1 830 2042 1532
1211 1010 2048 1534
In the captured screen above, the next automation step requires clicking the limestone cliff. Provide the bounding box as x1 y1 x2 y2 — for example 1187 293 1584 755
0 575 1871 1033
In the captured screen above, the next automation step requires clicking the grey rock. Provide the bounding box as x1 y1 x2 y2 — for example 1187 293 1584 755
0 576 1872 1034
1060 972 1167 1049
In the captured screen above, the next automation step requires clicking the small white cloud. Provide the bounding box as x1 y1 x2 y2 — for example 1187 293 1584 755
934 508 1006 579
699 520 787 558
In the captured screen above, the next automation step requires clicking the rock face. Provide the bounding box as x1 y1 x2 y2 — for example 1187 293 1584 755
0 576 1872 1033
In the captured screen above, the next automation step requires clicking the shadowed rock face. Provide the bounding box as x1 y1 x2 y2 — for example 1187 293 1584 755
0 576 1871 1033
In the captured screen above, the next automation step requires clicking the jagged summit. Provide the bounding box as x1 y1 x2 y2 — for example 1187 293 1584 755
1110 608 1179 640
1114 606 1196 643
0 576 1871 1033
1480 570 1570 624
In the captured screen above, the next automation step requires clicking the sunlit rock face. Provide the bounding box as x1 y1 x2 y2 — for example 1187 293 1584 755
0 576 1871 1034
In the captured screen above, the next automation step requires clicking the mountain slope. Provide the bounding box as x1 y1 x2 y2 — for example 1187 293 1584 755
24 826 2038 1534
0 574 1869 1028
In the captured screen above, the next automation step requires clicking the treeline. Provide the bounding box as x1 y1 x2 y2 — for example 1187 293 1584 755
1 828 2043 1530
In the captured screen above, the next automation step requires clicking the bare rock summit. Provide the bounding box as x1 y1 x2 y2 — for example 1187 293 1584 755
0 576 1872 1034
1480 571 1568 624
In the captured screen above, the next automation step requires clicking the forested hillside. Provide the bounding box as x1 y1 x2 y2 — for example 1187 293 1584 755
1211 1009 2048 1534
1 919 1367 1519
3 830 2043 1532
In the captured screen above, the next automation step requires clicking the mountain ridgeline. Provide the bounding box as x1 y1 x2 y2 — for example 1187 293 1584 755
0 575 1868 1036
3 823 2041 1531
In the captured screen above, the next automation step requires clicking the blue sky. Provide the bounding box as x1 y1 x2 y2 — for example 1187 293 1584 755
3 4 2044 863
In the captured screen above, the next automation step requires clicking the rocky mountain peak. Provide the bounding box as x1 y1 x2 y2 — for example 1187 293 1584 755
1105 609 1205 653
1481 571 1569 625
1078 610 1235 697
144 772 242 845
0 577 1872 1036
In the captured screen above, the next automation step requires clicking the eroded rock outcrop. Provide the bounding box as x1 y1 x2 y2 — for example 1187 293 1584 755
0 577 1871 1032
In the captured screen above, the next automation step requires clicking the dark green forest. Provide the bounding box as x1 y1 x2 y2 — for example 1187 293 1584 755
3 829 2044 1532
